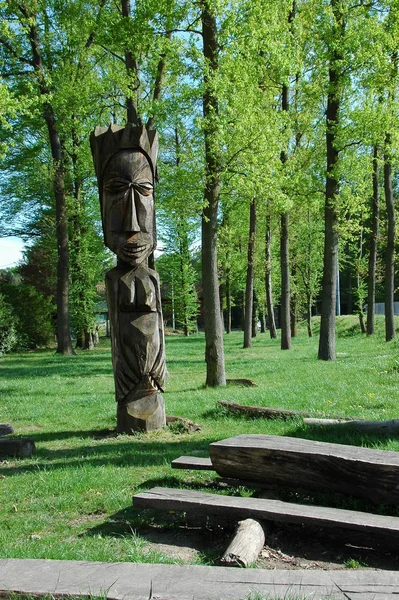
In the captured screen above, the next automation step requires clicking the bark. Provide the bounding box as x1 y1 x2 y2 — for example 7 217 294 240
357 223 366 334
243 199 256 348
251 289 257 338
146 32 172 130
318 8 342 361
290 264 297 338
226 260 232 334
25 9 74 355
367 145 380 335
265 214 277 338
280 212 291 349
221 519 265 568
384 132 396 342
201 0 226 386
259 307 266 333
307 294 313 337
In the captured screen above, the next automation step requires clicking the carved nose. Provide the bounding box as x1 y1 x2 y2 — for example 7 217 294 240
123 186 140 232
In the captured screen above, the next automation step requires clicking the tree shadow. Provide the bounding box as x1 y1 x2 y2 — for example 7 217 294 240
0 436 216 477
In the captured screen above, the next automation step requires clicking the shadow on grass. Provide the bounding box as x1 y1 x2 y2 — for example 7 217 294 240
285 422 397 448
0 437 217 477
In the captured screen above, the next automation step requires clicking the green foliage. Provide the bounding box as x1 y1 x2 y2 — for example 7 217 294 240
0 292 17 354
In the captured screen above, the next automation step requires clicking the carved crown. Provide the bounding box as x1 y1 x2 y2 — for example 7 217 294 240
90 123 159 182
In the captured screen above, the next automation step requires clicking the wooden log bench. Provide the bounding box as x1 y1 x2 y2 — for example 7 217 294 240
209 434 399 504
171 456 215 470
133 486 399 544
0 424 14 437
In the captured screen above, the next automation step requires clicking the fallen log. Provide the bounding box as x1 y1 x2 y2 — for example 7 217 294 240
133 486 399 544
209 434 399 504
221 518 265 567
304 418 399 435
217 401 309 420
0 438 36 458
0 424 14 437
166 415 202 432
226 379 257 387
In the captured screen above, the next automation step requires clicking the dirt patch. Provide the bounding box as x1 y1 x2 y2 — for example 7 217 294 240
140 520 399 570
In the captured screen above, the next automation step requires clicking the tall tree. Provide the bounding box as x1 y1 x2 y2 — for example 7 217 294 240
201 0 226 386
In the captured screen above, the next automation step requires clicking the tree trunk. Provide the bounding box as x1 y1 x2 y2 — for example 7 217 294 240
25 12 74 356
121 0 140 125
226 261 232 334
318 14 342 361
280 212 291 349
252 289 258 338
290 264 297 338
83 330 94 350
307 294 313 337
280 78 291 350
244 199 256 348
367 145 379 335
259 306 266 333
265 214 277 339
201 0 226 386
384 132 396 342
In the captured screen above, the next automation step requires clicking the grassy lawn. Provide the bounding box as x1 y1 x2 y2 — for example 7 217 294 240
1 315 399 564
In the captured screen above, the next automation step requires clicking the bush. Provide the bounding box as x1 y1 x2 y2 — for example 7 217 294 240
0 293 17 354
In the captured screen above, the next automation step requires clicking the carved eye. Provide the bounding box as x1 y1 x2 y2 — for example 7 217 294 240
104 177 130 193
135 181 153 196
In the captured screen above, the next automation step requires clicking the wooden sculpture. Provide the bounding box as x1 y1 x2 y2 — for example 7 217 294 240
90 124 167 433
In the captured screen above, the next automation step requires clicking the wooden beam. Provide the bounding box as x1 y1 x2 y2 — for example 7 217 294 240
209 434 399 504
0 438 35 458
133 487 399 543
217 401 309 420
171 456 214 470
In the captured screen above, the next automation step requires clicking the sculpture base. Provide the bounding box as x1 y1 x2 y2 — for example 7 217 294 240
116 394 166 434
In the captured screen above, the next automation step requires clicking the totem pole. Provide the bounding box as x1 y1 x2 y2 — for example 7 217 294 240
90 124 167 433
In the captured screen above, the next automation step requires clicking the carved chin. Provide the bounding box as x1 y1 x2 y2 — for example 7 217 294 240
118 244 151 264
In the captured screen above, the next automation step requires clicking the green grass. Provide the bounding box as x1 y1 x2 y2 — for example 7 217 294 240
1 315 399 564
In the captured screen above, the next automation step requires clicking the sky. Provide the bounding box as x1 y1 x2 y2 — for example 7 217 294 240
0 237 25 269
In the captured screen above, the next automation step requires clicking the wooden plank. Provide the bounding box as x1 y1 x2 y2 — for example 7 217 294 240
0 438 35 458
133 487 399 543
11 558 399 599
217 401 310 420
171 456 214 470
209 434 399 504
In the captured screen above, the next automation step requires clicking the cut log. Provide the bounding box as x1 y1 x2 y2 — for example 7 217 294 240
221 518 265 567
133 487 399 544
166 415 202 432
171 456 214 470
0 438 36 458
226 379 257 387
209 434 399 504
0 424 14 437
304 418 399 435
217 401 310 420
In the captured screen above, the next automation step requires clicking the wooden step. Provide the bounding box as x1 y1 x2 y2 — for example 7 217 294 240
171 456 214 470
133 486 399 543
209 434 399 504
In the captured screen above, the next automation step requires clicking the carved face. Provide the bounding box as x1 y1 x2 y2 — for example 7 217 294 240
102 149 154 265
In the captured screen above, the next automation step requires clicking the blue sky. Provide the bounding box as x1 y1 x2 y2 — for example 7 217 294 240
0 237 25 269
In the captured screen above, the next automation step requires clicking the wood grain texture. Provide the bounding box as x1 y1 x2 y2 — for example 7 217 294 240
171 456 214 470
221 518 265 567
133 487 399 542
209 434 399 504
217 401 309 419
6 558 399 600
